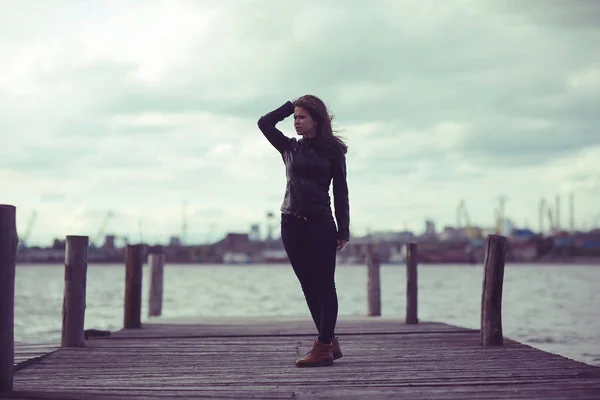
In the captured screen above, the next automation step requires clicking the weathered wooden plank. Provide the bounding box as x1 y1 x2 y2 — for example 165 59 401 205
6 319 600 399
2 388 296 399
13 339 600 387
107 317 473 340
3 387 600 400
13 343 57 370
8 383 600 399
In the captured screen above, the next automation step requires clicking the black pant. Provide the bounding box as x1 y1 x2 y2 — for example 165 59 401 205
280 212 339 343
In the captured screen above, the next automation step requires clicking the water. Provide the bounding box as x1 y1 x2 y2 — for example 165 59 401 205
13 263 600 367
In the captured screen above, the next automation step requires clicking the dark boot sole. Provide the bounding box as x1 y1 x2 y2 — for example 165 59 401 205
295 360 334 368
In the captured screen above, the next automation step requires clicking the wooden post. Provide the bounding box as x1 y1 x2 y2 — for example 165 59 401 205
61 235 89 348
0 205 17 393
148 251 165 317
405 242 418 324
481 234 507 346
366 244 381 317
124 244 144 329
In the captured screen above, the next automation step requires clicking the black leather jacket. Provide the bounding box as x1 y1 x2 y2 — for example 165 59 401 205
257 101 350 241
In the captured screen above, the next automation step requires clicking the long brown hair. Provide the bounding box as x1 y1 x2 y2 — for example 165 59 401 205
293 95 348 154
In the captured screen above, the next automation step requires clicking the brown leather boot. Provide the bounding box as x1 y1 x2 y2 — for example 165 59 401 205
332 337 343 360
295 340 334 367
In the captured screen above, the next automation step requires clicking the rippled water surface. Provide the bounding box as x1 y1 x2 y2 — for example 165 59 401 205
14 263 600 366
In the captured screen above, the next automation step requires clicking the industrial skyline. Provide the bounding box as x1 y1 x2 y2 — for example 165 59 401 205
14 192 598 249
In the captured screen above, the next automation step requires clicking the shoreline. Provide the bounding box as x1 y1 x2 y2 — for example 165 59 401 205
14 256 600 266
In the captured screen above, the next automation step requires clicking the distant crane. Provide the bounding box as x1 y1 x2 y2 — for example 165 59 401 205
207 223 216 243
92 211 114 247
182 201 188 245
592 214 600 229
538 198 555 234
456 200 474 238
138 218 144 244
17 210 37 249
266 211 275 241
494 195 508 235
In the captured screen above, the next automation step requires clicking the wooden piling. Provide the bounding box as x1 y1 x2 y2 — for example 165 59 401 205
148 251 165 317
61 235 89 348
480 234 507 346
0 205 17 392
405 242 418 324
366 245 381 317
124 244 144 329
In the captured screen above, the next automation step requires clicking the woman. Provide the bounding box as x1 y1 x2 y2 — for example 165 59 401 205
257 95 350 367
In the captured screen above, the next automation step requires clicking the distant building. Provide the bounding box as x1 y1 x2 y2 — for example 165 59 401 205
212 233 254 263
52 239 65 250
103 235 116 249
249 224 261 241
424 219 436 237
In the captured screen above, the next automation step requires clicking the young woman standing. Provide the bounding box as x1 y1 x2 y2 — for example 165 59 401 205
257 95 350 367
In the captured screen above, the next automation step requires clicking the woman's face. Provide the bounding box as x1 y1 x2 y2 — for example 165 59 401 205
294 106 318 138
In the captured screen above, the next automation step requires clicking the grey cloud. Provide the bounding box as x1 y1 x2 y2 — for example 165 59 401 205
457 109 600 166
25 1 595 134
0 142 96 177
40 193 66 203
99 90 242 117
108 125 180 137
1 152 70 173
190 207 226 219
491 0 600 30
0 1 72 38
3 0 599 185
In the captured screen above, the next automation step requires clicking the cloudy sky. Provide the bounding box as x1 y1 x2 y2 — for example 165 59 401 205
1 0 599 246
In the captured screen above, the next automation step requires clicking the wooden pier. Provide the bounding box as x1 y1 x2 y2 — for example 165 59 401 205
2 204 600 398
5 316 600 399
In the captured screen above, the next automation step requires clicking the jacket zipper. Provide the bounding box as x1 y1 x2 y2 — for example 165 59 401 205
300 178 306 219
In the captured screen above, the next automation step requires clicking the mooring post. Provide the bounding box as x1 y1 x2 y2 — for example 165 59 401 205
124 244 144 329
481 234 507 346
405 242 419 324
0 205 17 392
61 235 89 348
367 244 381 316
148 250 165 317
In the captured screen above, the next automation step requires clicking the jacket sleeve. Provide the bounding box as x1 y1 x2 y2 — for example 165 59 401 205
332 151 350 241
257 101 295 154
